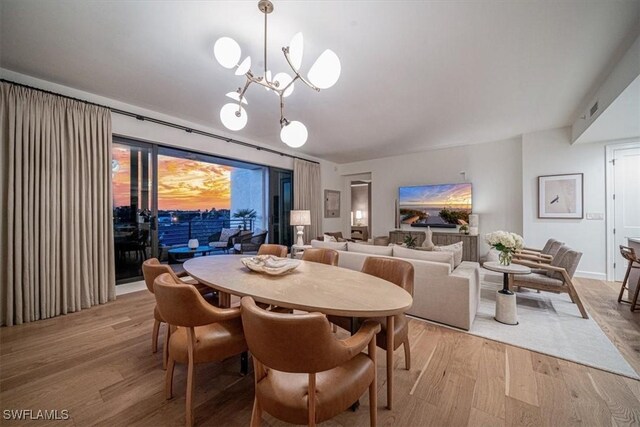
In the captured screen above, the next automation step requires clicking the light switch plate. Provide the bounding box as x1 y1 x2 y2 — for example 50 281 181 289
586 212 604 220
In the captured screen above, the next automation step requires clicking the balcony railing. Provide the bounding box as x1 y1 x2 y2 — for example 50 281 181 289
158 218 254 248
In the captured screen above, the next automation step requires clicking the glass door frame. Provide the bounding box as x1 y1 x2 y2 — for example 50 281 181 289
113 136 158 283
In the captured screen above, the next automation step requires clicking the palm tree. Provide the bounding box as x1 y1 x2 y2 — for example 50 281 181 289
233 209 257 230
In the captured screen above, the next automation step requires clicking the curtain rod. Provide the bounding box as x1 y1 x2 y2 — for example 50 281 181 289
0 78 320 165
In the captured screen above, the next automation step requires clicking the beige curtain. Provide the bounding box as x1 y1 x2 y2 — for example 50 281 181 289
0 82 115 326
293 158 322 243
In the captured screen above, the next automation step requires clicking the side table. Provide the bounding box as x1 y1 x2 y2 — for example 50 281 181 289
483 261 531 325
290 244 312 259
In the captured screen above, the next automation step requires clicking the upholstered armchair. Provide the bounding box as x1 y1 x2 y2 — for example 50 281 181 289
514 238 564 263
154 273 248 427
512 247 588 319
240 297 381 427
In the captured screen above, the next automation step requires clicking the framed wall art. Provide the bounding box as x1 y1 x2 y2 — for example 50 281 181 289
538 173 583 219
324 190 340 218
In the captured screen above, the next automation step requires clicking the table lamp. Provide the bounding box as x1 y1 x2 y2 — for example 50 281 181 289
290 210 311 246
355 210 363 226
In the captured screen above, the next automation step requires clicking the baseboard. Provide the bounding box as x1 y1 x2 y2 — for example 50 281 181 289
575 270 606 280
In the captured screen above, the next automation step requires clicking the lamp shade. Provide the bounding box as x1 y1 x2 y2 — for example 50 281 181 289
308 49 341 89
355 210 363 219
214 37 241 69
220 103 247 131
290 210 311 226
280 121 308 147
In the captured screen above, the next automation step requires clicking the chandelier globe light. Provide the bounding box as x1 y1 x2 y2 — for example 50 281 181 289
213 0 341 148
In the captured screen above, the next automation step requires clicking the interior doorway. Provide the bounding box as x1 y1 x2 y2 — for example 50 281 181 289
606 141 640 281
348 176 372 242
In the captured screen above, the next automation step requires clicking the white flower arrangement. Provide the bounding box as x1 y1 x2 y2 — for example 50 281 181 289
485 231 524 265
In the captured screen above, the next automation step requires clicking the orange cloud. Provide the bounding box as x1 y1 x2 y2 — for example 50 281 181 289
112 149 232 211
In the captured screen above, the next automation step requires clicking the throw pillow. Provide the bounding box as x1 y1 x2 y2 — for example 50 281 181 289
392 245 455 269
434 242 463 267
323 234 338 242
311 239 348 251
422 227 435 250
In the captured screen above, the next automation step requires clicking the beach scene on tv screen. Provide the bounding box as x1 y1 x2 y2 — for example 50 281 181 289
399 183 472 226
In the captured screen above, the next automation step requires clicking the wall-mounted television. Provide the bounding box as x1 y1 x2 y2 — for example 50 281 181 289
399 183 472 228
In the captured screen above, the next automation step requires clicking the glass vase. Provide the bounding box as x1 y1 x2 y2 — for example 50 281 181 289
499 250 512 266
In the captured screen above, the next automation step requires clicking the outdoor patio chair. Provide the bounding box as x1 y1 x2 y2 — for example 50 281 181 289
233 230 268 254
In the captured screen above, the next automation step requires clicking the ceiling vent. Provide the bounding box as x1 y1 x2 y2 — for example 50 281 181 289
589 100 599 117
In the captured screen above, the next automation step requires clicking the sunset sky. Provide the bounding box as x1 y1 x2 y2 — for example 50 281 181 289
112 147 232 210
399 183 472 208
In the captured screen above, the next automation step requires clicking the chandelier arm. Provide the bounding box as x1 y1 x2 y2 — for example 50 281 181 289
263 10 268 78
279 92 286 125
280 74 299 93
236 78 253 112
282 48 321 92
246 73 283 93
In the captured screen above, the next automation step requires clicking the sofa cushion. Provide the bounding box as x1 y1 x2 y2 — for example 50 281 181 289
392 245 454 270
422 226 435 250
347 242 393 256
434 242 463 267
323 234 338 242
310 239 348 251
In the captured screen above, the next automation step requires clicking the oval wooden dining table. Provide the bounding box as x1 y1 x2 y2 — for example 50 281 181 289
183 254 413 410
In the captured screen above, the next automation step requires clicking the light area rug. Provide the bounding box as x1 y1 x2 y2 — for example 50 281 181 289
414 278 639 380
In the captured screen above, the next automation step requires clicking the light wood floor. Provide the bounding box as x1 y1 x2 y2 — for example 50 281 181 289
1 278 639 426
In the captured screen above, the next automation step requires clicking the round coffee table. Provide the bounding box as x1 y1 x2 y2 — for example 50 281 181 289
484 261 531 325
168 245 215 262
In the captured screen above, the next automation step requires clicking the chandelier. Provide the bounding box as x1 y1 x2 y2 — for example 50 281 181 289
213 0 341 148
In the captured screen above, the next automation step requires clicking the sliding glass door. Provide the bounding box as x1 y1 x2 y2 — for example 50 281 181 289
112 139 270 283
269 168 293 247
155 147 266 261
112 140 154 282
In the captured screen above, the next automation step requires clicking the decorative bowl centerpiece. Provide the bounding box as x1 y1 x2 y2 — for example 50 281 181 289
241 255 301 276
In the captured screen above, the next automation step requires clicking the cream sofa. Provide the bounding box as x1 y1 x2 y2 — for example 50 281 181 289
309 240 481 330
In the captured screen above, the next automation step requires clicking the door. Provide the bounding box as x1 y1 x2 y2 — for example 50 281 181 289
613 146 640 281
112 139 155 283
269 168 293 247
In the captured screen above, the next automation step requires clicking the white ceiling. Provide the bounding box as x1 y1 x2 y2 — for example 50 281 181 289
575 75 640 144
1 1 639 163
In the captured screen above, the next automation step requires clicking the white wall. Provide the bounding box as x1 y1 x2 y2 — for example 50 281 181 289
230 168 266 230
522 127 608 279
1 69 342 233
572 33 640 142
338 138 524 256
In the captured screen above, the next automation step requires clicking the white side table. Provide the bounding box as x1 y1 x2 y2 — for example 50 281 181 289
483 261 531 325
290 244 312 259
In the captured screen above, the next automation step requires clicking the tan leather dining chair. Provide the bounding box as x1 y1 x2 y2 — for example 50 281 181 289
330 257 414 370
154 273 248 427
257 244 288 257
142 258 216 368
302 248 339 266
241 297 381 427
